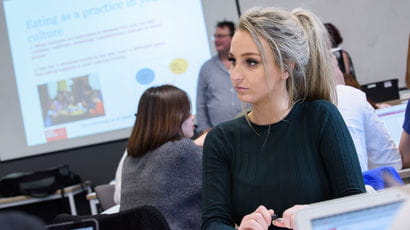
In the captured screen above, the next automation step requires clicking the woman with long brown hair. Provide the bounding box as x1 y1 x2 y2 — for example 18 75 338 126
120 84 202 229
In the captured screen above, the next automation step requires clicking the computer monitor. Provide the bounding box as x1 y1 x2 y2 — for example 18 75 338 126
311 201 402 230
294 187 409 230
361 79 400 103
375 102 407 146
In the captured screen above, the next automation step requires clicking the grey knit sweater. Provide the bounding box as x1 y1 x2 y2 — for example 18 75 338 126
120 138 202 230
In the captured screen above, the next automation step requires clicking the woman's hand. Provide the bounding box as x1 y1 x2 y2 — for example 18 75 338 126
376 103 391 109
272 205 308 229
238 205 274 230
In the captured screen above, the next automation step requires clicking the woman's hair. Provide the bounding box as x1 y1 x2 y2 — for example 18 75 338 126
238 7 336 105
127 85 191 157
324 23 343 48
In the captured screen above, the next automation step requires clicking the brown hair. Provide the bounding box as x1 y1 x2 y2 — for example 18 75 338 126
217 20 235 36
324 23 343 48
127 85 191 157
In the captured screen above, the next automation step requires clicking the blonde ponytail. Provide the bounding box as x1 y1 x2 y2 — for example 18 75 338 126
292 9 336 103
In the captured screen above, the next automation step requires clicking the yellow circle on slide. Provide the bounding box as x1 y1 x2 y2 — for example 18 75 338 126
169 58 188 74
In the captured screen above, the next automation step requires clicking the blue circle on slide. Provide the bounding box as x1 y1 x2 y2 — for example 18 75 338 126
136 68 155 85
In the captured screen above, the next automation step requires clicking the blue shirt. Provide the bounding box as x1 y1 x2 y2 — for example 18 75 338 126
196 56 242 132
403 100 410 134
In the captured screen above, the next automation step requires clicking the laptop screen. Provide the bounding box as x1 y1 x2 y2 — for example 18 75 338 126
311 201 404 230
375 102 407 146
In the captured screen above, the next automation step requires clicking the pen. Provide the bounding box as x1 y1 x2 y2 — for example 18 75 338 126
271 213 282 222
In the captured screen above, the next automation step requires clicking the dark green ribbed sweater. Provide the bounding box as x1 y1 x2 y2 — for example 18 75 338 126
201 100 365 230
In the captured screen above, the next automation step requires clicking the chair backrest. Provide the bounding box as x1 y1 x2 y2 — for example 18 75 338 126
94 184 115 211
53 205 170 230
361 78 400 103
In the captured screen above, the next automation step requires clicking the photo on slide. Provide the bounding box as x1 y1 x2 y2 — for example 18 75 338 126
38 74 105 127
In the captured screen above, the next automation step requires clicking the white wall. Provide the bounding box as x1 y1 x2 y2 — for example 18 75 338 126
204 0 410 87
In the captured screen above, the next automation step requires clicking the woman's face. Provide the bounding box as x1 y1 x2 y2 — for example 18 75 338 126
229 30 287 105
181 114 195 138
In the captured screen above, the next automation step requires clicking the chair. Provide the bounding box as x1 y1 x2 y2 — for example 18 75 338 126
53 205 170 230
94 184 115 211
361 78 400 103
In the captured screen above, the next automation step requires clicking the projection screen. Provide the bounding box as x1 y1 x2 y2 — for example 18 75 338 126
0 0 211 161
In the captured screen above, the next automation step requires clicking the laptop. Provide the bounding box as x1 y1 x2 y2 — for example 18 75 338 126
294 186 410 230
361 79 400 103
46 218 99 230
375 102 407 146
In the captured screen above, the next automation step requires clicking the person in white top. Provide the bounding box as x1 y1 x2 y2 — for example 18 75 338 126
331 54 402 171
113 151 127 205
336 84 402 171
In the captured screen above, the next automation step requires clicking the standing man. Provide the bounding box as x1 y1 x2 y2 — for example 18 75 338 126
196 21 242 132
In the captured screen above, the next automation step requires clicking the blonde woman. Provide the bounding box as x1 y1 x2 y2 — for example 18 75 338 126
201 7 365 230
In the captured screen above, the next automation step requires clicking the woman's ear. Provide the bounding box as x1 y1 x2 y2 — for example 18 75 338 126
282 62 295 80
283 72 289 79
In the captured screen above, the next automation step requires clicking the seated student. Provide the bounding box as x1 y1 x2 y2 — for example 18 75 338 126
120 85 203 230
201 7 365 230
113 118 208 207
399 100 410 168
333 56 403 171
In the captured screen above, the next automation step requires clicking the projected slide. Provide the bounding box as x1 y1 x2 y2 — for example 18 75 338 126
1 0 210 159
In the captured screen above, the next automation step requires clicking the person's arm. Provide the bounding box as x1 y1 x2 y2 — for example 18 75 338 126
201 128 236 230
196 66 212 132
317 102 365 197
399 100 410 168
399 131 410 168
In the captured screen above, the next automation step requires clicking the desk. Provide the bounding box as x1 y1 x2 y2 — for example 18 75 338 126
380 98 409 106
399 168 410 184
0 181 92 215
